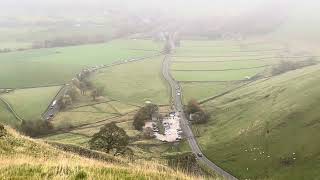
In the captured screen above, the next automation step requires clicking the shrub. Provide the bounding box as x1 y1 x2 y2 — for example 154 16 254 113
20 120 53 137
192 110 210 124
164 152 201 173
185 100 210 124
186 99 202 114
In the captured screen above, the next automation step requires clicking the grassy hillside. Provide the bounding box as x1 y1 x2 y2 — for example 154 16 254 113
0 125 204 179
193 64 320 179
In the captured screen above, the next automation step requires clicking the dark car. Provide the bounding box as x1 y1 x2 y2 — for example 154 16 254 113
197 153 203 157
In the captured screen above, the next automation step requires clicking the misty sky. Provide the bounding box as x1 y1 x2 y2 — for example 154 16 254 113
0 0 304 16
1 0 320 23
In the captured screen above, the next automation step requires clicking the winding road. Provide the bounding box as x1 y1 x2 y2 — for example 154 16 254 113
162 55 238 180
42 85 70 120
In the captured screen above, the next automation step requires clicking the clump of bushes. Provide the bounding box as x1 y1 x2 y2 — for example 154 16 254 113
272 58 318 76
185 99 210 124
164 152 202 174
133 104 158 130
20 120 53 137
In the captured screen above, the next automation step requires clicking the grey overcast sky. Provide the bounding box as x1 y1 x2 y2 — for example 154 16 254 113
0 0 319 20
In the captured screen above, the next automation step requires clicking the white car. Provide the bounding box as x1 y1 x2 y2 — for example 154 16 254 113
177 92 181 96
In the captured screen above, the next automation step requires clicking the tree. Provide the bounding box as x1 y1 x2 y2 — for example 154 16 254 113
57 97 66 110
67 86 80 101
186 99 210 124
79 82 87 95
63 95 72 106
96 86 105 96
133 104 158 130
89 122 129 155
57 95 72 110
72 78 81 89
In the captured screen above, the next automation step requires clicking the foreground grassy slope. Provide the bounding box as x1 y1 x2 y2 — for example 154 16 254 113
0 86 61 121
94 56 169 105
0 39 161 88
0 125 202 180
194 64 320 179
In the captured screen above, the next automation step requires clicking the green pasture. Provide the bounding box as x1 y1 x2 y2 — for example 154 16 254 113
0 39 161 88
172 56 279 62
0 86 61 121
93 56 170 105
180 82 243 103
172 68 264 81
171 60 273 70
176 40 285 56
53 105 119 129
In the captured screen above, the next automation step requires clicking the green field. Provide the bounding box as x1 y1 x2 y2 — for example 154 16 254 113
171 60 273 70
172 68 264 81
93 56 170 105
176 40 285 56
0 39 161 88
193 64 320 179
0 86 61 122
171 40 289 102
171 40 285 83
180 82 243 103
